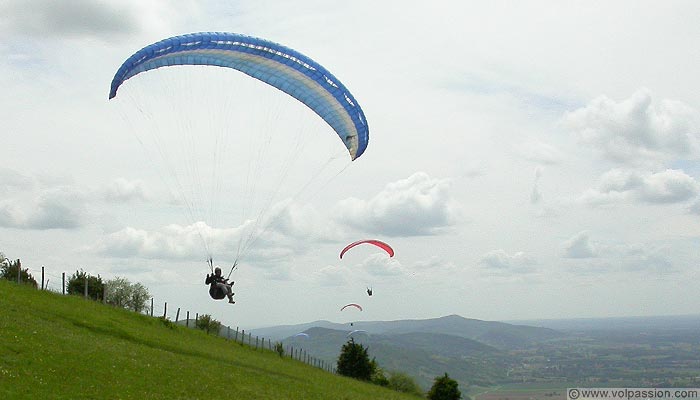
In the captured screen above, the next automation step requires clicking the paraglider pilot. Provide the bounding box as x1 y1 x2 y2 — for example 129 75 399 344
366 287 373 296
205 266 235 304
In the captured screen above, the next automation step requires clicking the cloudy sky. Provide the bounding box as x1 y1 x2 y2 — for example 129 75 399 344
2 0 700 329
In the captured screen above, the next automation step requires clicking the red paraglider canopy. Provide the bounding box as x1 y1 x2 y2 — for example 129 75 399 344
340 303 363 311
339 239 394 259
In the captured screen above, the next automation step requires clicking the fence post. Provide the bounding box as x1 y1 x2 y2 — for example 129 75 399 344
150 298 154 317
163 302 167 318
255 336 259 350
186 311 190 327
17 262 21 284
241 329 245 344
84 277 88 298
235 327 239 342
175 308 180 322
248 332 252 346
41 266 44 290
62 272 65 295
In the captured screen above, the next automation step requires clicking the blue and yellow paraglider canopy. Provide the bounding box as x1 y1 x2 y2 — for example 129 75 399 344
109 32 369 160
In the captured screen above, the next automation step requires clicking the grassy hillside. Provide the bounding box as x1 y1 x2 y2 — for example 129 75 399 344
0 280 419 400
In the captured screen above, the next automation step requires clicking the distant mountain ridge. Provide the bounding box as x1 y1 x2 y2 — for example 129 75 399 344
250 314 564 349
246 314 567 389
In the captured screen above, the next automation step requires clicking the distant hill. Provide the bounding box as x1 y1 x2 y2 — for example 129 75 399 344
252 314 565 349
249 319 348 340
248 314 566 390
279 326 511 389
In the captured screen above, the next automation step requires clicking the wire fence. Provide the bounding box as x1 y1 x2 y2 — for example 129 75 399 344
3 262 337 374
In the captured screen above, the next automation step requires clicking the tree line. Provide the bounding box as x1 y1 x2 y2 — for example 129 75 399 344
1 251 150 313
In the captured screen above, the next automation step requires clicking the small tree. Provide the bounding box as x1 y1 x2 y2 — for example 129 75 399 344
388 372 423 396
274 342 285 357
428 373 461 400
196 314 222 335
0 258 38 288
67 269 104 300
371 363 389 387
104 277 150 313
337 338 375 381
129 282 150 313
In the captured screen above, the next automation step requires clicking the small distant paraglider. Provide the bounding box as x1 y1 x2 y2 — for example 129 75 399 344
342 303 363 327
340 303 363 312
339 239 394 297
293 332 310 339
347 329 368 337
339 239 394 259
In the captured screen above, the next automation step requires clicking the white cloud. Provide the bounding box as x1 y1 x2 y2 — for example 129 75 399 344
312 265 349 287
412 255 458 273
566 238 675 275
580 169 700 206
94 214 327 267
334 172 460 236
520 141 564 165
358 253 406 277
0 0 191 39
0 172 158 230
258 263 295 281
620 244 673 273
478 249 535 274
563 231 597 259
0 167 34 191
0 187 84 230
100 178 149 203
530 167 543 204
690 199 700 215
460 162 488 179
562 231 678 275
95 222 239 260
563 89 700 164
263 201 343 244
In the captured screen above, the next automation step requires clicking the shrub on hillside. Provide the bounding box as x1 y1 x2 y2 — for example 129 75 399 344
337 338 376 381
371 363 389 387
67 269 104 300
0 257 38 288
427 373 461 400
104 276 151 313
274 342 285 357
388 371 424 396
196 314 222 335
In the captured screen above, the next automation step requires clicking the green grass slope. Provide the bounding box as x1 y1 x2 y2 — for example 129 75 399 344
0 281 419 400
